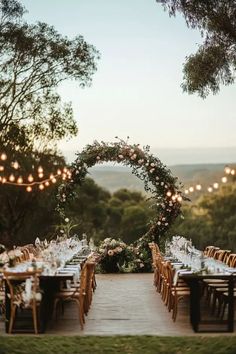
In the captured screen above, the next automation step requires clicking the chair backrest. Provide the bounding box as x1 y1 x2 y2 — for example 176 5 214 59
3 271 41 307
226 253 236 268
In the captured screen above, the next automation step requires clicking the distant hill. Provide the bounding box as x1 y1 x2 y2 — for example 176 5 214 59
88 163 233 194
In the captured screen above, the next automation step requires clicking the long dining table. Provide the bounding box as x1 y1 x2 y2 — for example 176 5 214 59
180 272 235 333
3 256 88 333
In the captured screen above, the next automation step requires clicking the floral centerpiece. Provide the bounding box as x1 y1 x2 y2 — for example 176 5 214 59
98 238 134 273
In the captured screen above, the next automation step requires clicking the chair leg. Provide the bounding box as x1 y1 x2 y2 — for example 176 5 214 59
32 303 38 334
8 305 16 334
75 299 84 330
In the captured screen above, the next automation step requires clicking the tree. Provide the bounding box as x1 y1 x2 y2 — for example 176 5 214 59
0 0 99 246
157 0 236 97
0 0 99 150
170 184 236 251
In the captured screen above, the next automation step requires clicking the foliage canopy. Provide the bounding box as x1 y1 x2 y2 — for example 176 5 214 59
158 0 236 97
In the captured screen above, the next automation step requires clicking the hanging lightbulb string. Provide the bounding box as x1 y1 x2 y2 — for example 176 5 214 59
0 151 72 192
184 165 235 196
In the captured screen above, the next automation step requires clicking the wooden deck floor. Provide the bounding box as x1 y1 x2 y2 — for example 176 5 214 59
46 273 195 335
1 273 235 336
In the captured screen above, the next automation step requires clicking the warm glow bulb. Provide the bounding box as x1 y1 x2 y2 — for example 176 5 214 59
222 176 227 183
9 174 15 182
196 184 202 191
57 169 62 175
166 191 172 197
52 177 57 183
38 166 43 173
45 181 50 186
177 195 182 202
0 165 4 172
2 177 6 183
28 174 34 182
231 169 235 175
189 186 194 193
26 186 32 192
63 167 68 173
184 189 189 194
213 182 219 189
0 153 7 161
38 172 44 179
224 166 231 174
39 184 44 190
49 174 54 180
12 161 19 169
17 176 23 184
208 186 213 193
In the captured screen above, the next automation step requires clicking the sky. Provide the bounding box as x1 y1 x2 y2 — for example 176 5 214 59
21 0 236 165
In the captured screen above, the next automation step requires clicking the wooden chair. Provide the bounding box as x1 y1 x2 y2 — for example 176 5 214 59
165 262 190 321
225 253 236 268
3 270 42 334
52 262 87 329
84 262 96 315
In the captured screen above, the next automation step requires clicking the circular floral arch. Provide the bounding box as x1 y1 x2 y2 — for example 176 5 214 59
57 139 185 245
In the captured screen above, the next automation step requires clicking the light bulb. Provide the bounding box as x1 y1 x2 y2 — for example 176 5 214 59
196 184 202 191
39 184 44 190
52 177 57 183
2 177 6 183
189 186 194 193
9 174 15 182
12 161 19 169
49 174 54 180
166 191 172 197
26 186 32 192
45 181 50 186
213 182 219 189
0 153 7 161
28 174 34 182
231 169 235 175
224 166 231 174
177 195 182 202
0 165 4 172
184 189 189 194
57 169 62 175
17 176 23 184
38 166 43 173
208 186 213 193
38 172 44 179
222 176 227 183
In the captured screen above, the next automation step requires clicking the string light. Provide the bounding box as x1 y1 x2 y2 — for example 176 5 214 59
28 174 34 182
38 166 43 173
224 166 231 174
0 153 7 161
17 176 23 184
166 191 172 197
26 186 32 192
222 176 227 183
0 152 71 192
11 161 19 169
9 174 15 182
184 165 235 196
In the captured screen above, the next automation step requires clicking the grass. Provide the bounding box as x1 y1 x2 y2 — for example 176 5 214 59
0 335 236 354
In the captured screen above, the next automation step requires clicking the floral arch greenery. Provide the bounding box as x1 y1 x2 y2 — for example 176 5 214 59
57 139 185 249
